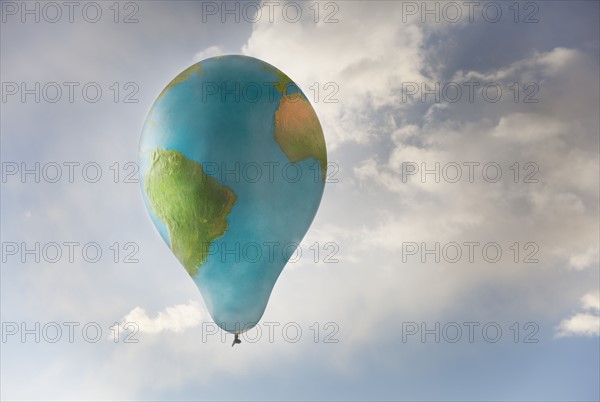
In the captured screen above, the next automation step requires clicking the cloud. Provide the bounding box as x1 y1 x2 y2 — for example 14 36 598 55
568 247 600 271
241 1 432 149
353 46 599 271
116 300 204 334
581 292 600 312
556 291 600 337
193 45 225 62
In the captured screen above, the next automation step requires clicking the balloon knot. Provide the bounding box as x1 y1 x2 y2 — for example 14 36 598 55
232 334 242 347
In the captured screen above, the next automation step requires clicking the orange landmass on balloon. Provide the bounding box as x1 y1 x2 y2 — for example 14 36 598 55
274 94 327 181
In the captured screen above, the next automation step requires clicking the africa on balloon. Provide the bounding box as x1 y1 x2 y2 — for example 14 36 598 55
139 55 327 346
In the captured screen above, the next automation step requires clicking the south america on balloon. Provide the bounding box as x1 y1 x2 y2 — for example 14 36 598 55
139 55 327 346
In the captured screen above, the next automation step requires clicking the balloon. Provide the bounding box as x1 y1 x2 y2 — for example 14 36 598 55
139 55 326 338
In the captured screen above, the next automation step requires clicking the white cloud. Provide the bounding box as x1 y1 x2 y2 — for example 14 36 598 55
568 247 600 271
354 46 599 274
490 113 568 143
193 45 225 62
556 291 600 337
556 313 600 337
581 291 600 312
116 300 204 334
453 47 580 83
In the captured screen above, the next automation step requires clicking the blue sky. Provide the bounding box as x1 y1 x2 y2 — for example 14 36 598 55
1 1 599 400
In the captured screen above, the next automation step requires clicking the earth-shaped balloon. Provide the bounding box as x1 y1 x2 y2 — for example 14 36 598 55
139 55 326 337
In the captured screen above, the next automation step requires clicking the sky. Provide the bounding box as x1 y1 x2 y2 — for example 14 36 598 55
1 0 599 400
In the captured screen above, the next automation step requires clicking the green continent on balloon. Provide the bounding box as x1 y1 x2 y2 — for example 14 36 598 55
144 148 237 277
274 94 327 180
